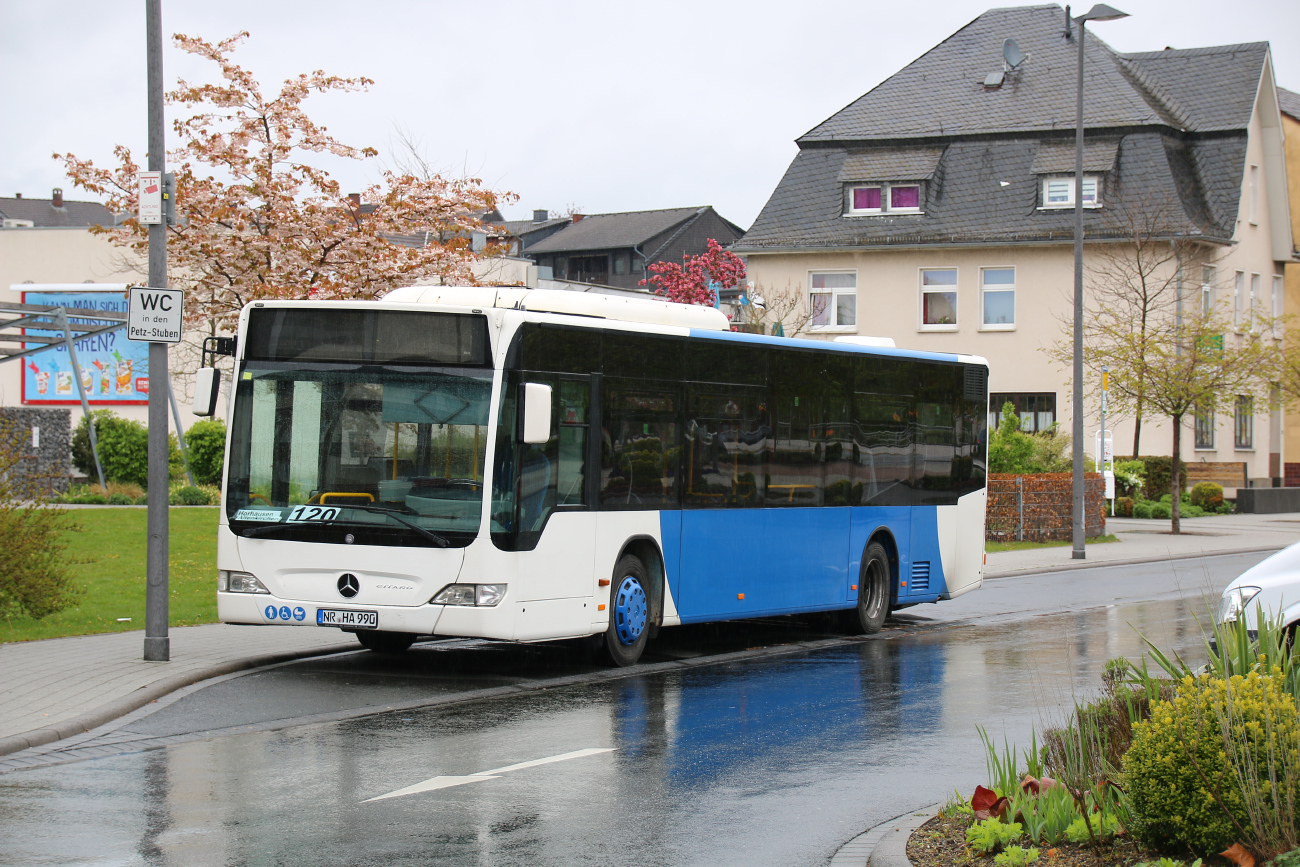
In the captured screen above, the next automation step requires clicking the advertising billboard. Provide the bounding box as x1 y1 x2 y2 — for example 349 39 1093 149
21 288 149 406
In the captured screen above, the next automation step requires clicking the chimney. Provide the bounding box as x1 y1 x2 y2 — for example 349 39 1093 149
14 193 21 199
571 213 584 223
533 209 549 223
347 193 361 209
52 188 64 208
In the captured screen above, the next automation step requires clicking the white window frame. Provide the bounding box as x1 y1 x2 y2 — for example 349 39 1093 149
1250 273 1261 333
1200 265 1216 317
919 267 959 332
1249 164 1259 225
1234 270 1245 331
1039 174 1101 209
808 270 857 332
1234 395 1254 450
1194 403 1216 450
979 266 1016 331
1274 275 1285 338
845 182 924 216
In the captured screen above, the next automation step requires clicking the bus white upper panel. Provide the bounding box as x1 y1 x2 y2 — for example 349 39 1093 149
383 286 731 332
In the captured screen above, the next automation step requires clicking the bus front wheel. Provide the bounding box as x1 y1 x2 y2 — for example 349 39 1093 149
600 554 651 667
354 630 417 654
846 542 892 635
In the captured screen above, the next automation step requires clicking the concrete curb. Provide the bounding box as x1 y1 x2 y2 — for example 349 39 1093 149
831 803 939 867
984 544 1284 580
0 643 352 757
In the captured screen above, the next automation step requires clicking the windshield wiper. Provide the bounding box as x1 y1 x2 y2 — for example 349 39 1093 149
238 506 449 547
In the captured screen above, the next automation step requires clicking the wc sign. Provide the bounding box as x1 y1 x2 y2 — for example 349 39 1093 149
127 286 185 344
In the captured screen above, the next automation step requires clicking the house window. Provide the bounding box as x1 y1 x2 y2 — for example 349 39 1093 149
1250 274 1261 331
809 272 856 329
981 267 1015 329
1201 265 1216 316
1274 275 1284 337
613 253 628 275
1234 271 1245 330
920 268 958 329
846 182 923 215
990 393 1056 433
1235 395 1253 449
1195 403 1215 449
850 186 882 213
1040 175 1100 209
1249 164 1259 224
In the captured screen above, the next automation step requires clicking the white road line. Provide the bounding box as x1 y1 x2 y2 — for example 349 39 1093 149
363 747 615 803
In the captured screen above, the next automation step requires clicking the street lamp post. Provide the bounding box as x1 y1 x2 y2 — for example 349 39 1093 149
1070 3 1129 560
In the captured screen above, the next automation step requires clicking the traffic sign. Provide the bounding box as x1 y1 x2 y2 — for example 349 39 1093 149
138 172 162 225
127 286 184 344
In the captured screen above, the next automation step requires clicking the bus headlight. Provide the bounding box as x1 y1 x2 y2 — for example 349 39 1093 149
431 584 507 607
220 570 270 594
1218 586 1261 623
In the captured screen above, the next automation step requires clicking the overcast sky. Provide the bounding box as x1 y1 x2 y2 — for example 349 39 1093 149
4 0 1298 230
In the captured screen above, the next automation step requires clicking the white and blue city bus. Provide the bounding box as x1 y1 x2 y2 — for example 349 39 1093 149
212 286 989 666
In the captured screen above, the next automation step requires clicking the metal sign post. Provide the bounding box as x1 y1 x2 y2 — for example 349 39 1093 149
141 0 170 663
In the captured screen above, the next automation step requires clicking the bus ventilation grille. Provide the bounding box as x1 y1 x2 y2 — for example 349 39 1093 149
963 365 988 401
910 562 931 592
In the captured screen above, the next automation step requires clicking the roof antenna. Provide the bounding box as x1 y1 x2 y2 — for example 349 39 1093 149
1064 4 1074 40
1003 38 1027 71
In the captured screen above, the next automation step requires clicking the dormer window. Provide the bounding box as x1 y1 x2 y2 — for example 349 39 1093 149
847 182 923 215
1040 175 1100 209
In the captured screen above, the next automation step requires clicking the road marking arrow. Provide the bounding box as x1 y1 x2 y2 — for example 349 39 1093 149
363 747 615 802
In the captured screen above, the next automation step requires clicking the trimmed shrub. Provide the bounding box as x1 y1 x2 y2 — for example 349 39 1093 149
1135 455 1186 500
1123 671 1300 857
106 492 133 505
1152 501 1172 519
1159 493 1173 505
1133 501 1155 519
169 485 217 506
183 419 227 487
1190 482 1225 511
1181 504 1205 518
1115 496 1134 517
72 411 182 489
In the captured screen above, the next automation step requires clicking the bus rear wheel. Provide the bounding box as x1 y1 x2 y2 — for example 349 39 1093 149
600 554 651 667
354 630 417 654
845 542 891 635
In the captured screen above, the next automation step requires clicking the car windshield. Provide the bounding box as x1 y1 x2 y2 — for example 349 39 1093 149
226 363 494 546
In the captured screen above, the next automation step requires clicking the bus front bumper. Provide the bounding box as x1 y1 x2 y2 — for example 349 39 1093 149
218 591 447 635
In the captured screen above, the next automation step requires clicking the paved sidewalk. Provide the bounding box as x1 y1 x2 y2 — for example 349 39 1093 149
985 512 1300 577
2 511 1298 758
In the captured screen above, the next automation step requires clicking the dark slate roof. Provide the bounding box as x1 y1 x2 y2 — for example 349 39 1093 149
499 217 570 237
738 133 1243 251
526 207 709 253
1280 87 1300 121
798 5 1266 144
739 5 1266 253
0 195 115 228
838 147 946 182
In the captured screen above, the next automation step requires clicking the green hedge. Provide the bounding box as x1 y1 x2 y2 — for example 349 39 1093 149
1134 455 1186 500
72 410 183 489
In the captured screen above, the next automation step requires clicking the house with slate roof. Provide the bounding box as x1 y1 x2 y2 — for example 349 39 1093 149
524 206 745 292
1278 88 1300 483
736 4 1295 486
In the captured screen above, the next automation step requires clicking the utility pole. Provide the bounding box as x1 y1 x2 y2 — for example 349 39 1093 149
143 0 170 662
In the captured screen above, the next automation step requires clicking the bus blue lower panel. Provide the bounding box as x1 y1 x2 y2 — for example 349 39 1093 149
662 506 947 624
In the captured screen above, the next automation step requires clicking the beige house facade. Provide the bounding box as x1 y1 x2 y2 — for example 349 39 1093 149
1280 89 1300 483
738 6 1296 489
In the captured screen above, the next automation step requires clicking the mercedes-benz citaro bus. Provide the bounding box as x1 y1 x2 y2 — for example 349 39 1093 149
210 286 989 666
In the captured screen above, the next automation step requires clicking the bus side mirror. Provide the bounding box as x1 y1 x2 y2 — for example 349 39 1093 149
193 367 221 417
521 383 552 444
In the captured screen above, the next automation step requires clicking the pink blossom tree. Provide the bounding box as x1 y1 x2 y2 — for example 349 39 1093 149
641 238 746 306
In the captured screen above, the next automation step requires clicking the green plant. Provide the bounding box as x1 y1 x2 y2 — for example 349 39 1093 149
1064 813 1120 843
1152 501 1172 519
993 846 1039 866
1134 501 1155 519
966 819 1024 855
72 410 182 489
106 492 133 505
1181 503 1206 518
1012 784 1078 844
1274 848 1300 867
1133 859 1202 867
1134 456 1185 499
1190 482 1225 511
1116 496 1134 517
170 485 217 506
1115 459 1146 498
183 419 227 486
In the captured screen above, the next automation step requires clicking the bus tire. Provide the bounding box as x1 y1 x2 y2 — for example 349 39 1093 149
600 554 651 667
847 542 891 635
355 630 417 654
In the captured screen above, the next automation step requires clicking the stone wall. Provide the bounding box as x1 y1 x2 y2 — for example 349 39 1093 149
987 472 1106 542
0 407 71 498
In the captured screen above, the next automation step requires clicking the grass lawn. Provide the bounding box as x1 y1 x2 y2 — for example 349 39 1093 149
0 507 220 644
986 533 1120 553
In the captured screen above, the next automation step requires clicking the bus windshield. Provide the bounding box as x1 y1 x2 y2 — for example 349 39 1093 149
225 364 493 546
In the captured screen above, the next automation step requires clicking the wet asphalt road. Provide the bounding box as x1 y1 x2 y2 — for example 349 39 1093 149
0 552 1270 867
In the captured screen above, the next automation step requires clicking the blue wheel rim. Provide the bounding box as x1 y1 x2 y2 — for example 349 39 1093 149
614 575 648 646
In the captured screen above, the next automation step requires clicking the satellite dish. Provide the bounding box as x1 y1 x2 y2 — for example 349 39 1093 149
1003 38 1026 70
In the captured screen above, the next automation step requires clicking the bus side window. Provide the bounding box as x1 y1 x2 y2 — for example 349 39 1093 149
557 379 588 506
685 387 765 508
914 366 960 495
600 381 680 509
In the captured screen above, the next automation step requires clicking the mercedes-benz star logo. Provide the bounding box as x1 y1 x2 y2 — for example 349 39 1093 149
337 573 360 599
